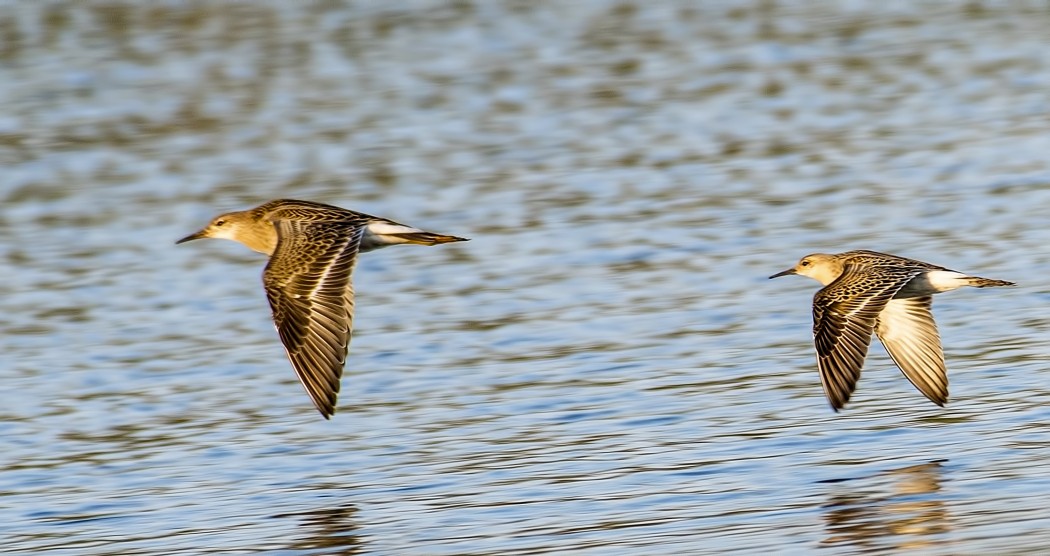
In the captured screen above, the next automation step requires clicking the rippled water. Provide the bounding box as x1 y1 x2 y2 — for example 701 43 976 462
2 2 1049 554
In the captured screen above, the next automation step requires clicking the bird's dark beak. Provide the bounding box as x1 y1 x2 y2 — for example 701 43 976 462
176 229 207 245
769 268 797 279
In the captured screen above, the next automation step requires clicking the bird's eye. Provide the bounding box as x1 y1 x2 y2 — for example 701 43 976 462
800 260 810 267
215 219 225 227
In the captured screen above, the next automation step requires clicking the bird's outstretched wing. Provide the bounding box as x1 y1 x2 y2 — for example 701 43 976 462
263 219 364 418
812 264 922 410
875 296 947 406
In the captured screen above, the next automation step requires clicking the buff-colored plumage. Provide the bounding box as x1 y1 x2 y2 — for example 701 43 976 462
771 250 1013 411
178 199 468 418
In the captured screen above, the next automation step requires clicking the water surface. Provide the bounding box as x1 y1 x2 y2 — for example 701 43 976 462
2 2 1049 554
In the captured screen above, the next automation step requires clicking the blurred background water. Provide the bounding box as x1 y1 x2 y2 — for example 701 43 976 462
1 1 1049 554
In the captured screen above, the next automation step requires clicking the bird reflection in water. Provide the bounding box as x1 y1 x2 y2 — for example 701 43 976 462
819 460 952 552
270 501 362 555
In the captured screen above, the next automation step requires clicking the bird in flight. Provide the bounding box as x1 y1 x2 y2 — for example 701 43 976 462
770 250 1013 411
178 199 468 419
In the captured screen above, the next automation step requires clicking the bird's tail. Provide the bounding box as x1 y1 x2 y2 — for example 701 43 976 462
967 276 1015 288
360 220 469 252
388 231 469 246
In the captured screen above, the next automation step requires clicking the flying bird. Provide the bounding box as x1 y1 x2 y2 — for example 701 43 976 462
178 199 468 418
770 250 1013 410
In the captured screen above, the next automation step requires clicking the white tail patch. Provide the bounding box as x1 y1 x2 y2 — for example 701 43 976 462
925 270 969 292
365 221 423 236
361 220 426 251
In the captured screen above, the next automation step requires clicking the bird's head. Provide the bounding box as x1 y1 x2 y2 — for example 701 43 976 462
769 253 842 285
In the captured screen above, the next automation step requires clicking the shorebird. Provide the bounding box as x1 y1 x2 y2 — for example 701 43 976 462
770 250 1013 411
177 199 468 419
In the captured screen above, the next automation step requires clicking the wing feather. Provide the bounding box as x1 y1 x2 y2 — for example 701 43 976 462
875 296 948 406
812 264 922 410
263 219 363 418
